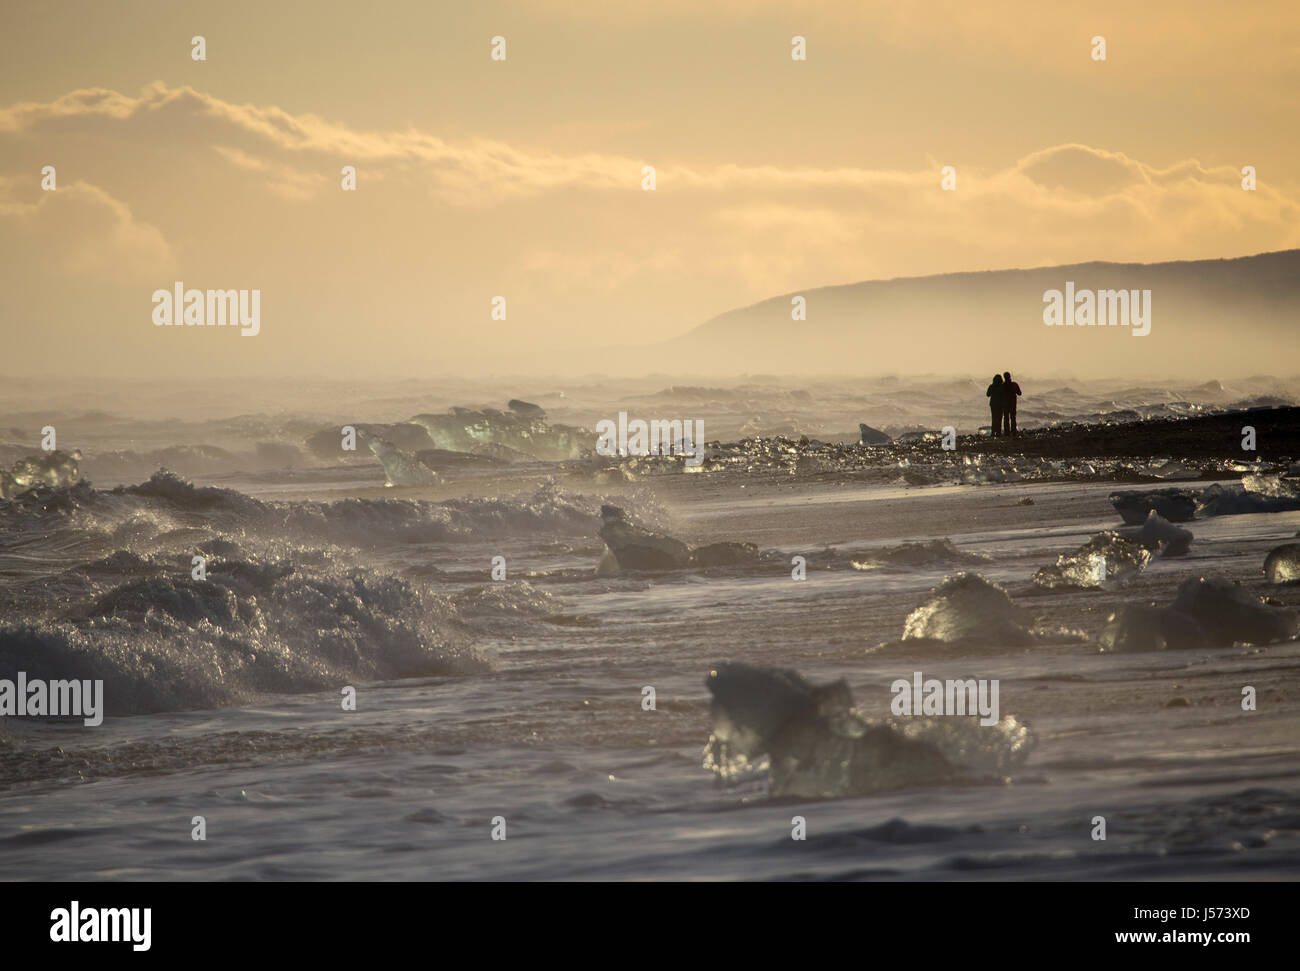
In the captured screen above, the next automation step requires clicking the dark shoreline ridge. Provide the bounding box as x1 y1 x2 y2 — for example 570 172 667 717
966 406 1300 460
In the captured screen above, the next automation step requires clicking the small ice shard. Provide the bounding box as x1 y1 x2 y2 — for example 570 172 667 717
850 538 987 570
595 548 620 576
858 423 891 445
702 662 951 798
369 438 437 486
1097 604 1209 652
1119 510 1193 557
597 504 690 570
893 430 931 444
900 468 937 486
689 541 760 567
1264 543 1300 584
961 465 1022 485
1145 459 1199 481
1231 460 1271 473
1172 576 1300 647
412 448 512 471
1032 532 1151 589
902 573 1034 645
1109 488 1197 525
593 466 636 485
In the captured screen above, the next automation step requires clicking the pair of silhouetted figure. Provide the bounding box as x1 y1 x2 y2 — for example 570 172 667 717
986 372 1022 436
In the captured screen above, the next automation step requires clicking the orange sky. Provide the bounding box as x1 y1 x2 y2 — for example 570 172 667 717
1 0 1297 377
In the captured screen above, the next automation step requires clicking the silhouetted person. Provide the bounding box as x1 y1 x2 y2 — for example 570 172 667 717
986 374 1004 437
1002 371 1022 435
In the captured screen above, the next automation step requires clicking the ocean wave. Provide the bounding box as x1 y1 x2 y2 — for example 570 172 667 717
0 541 487 716
0 472 653 715
1 472 608 554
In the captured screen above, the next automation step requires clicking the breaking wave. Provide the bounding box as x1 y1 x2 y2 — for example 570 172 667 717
0 543 487 716
0 472 640 716
1 471 605 552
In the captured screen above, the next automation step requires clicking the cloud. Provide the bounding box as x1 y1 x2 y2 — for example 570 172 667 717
1 84 1294 220
0 83 647 205
1017 145 1149 194
210 146 329 201
0 82 1297 375
0 177 173 284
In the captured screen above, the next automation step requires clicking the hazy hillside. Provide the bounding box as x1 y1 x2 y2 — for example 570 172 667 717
666 250 1300 379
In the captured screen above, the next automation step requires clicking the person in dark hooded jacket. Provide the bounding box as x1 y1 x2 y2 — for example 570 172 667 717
1002 371 1022 435
986 374 1004 436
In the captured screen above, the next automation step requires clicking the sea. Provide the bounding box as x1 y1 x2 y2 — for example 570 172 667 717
2 374 1299 880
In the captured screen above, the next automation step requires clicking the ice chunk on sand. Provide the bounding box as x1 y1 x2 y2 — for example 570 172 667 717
1172 576 1299 647
597 504 690 570
369 438 437 486
507 398 546 419
596 504 759 572
1033 532 1150 590
1197 476 1300 516
1242 474 1300 500
858 423 891 445
903 573 1034 645
1098 604 1209 652
1109 488 1197 525
1264 543 1300 584
703 662 951 798
1119 510 1193 557
408 406 587 461
702 661 1031 799
850 538 987 570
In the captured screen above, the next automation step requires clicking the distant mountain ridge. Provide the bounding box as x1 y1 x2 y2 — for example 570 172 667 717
667 250 1300 378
